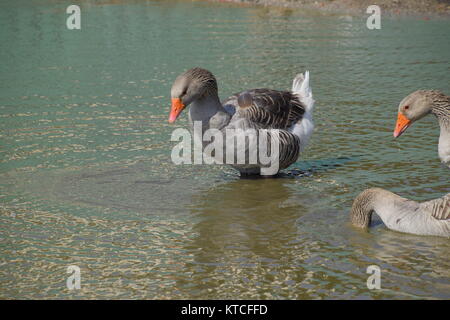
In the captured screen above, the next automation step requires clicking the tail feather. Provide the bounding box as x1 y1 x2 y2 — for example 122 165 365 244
292 70 314 114
290 70 315 152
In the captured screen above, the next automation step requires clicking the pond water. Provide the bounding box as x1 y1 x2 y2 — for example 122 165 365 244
0 0 449 299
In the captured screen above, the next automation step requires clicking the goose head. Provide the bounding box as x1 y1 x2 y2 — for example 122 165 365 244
169 67 218 123
393 90 435 138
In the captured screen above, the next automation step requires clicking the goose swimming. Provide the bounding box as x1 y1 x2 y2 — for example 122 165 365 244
393 90 450 166
169 67 314 176
350 188 450 237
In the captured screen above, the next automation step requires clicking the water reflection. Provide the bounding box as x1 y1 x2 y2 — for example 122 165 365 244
177 178 311 298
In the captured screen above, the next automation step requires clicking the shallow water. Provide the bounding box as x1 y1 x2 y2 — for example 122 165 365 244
0 0 449 299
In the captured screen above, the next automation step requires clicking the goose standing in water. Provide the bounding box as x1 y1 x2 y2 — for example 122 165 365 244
169 67 314 176
350 188 450 237
393 90 450 166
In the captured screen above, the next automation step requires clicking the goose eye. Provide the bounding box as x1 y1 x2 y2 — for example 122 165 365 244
404 105 409 110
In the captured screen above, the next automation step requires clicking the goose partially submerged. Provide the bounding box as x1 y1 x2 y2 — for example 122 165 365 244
350 188 450 237
393 90 450 166
169 67 314 176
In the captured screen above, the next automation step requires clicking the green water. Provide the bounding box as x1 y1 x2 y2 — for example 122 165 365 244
0 0 449 299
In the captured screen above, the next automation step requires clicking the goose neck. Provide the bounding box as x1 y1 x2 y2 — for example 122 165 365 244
430 94 450 129
189 93 226 131
350 189 378 228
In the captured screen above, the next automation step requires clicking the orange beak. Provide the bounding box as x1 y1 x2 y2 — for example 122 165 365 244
393 112 411 138
169 98 185 123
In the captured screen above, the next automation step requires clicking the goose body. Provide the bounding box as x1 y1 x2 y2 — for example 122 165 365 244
350 188 450 237
169 68 314 175
394 90 450 166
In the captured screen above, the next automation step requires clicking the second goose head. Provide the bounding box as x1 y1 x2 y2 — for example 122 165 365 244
169 67 218 123
393 90 443 138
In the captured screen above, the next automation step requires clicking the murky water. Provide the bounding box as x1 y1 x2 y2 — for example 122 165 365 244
0 0 449 299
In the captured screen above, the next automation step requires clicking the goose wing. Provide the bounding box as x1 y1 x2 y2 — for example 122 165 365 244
223 89 305 129
421 194 450 220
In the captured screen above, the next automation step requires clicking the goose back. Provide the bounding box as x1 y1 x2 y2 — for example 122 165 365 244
223 89 306 130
